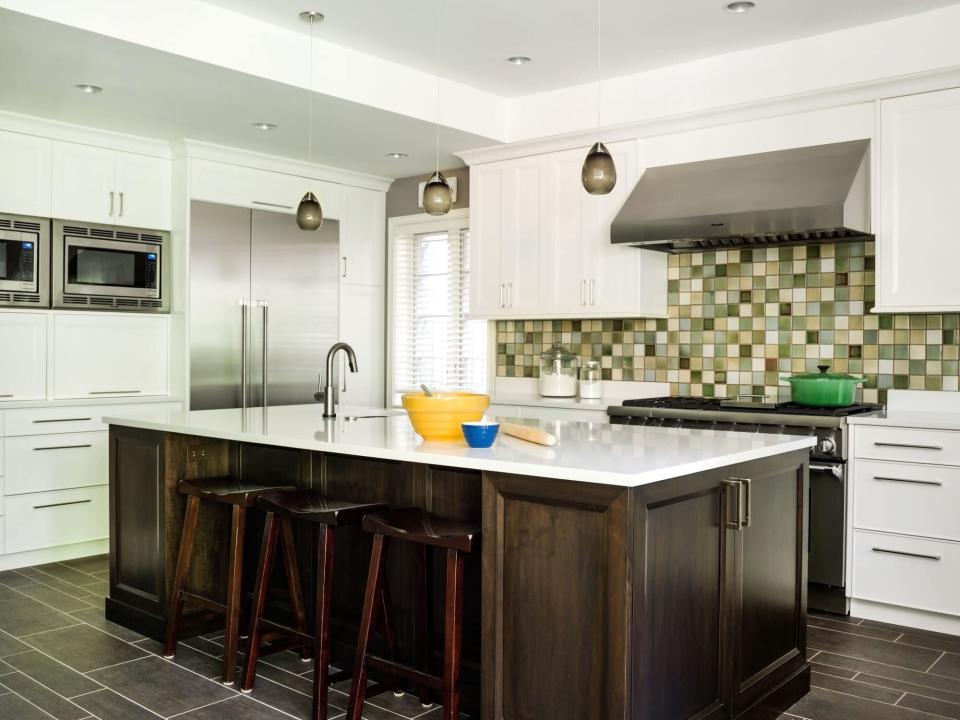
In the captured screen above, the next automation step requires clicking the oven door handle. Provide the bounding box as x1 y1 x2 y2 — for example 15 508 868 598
810 463 844 479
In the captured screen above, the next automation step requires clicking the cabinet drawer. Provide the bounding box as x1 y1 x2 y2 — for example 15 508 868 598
4 406 111 436
4 432 108 495
854 426 960 466
854 460 960 541
4 486 108 554
852 530 960 617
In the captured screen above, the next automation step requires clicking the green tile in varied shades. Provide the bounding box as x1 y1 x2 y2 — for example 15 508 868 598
495 242 960 403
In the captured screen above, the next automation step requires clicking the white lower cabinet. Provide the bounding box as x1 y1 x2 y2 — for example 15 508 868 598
5 485 108 554
0 313 47 402
53 313 170 399
5 432 108 495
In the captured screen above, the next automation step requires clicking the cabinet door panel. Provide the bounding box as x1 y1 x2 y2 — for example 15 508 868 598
115 153 171 230
0 312 46 402
5 485 108 553
339 284 384 407
878 89 960 311
5 432 108 494
53 314 169 399
498 160 542 316
51 141 116 225
0 131 52 217
541 149 592 315
468 165 504 318
341 187 385 286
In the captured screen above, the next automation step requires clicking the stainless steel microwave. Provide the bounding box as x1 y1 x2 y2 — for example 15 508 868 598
53 220 170 312
0 212 50 308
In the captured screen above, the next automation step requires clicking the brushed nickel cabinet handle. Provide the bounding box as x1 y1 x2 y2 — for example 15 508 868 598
251 200 294 209
580 279 586 306
34 499 92 510
873 475 943 487
872 547 942 561
118 191 124 217
590 278 596 306
874 442 943 451
0 394 13 398
499 283 504 309
34 444 93 452
742 477 752 528
342 256 348 278
721 479 743 530
89 390 141 395
109 191 114 216
33 417 92 424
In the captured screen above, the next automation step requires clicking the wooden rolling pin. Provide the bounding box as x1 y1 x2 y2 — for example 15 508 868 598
500 423 557 447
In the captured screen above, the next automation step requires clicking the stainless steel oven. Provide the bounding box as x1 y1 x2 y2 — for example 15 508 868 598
0 212 50 308
53 220 169 312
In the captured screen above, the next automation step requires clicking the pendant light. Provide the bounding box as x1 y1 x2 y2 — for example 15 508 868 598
581 0 616 195
422 13 452 216
296 11 323 231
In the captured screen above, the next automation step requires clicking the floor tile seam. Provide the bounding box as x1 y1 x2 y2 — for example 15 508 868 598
76 686 166 720
13 577 101 604
849 670 960 706
5 580 98 620
20 622 87 639
814 684 957 719
0 683 62 720
165 694 235 719
4 646 110 698
242 691 304 720
184 637 319 684
813 624 947 652
1 668 92 720
926 652 948 673
64 610 148 644
29 566 103 591
50 562 107 584
83 653 153 675
809 646 951 675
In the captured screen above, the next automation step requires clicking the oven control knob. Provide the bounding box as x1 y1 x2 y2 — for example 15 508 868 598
817 438 837 455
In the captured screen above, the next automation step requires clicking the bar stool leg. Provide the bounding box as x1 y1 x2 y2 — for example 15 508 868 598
222 504 247 685
346 533 386 720
280 516 312 661
441 549 466 720
312 525 335 720
415 544 433 707
241 512 281 692
163 495 201 658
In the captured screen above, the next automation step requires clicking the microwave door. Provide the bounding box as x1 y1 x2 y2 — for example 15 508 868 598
0 233 38 293
63 237 161 299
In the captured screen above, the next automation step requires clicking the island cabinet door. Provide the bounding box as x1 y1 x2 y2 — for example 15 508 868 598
632 466 736 720
728 451 809 716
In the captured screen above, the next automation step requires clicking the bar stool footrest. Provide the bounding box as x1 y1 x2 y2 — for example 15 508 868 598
365 654 443 691
180 591 227 615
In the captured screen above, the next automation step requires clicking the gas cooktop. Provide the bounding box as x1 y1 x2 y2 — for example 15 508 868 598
621 396 883 418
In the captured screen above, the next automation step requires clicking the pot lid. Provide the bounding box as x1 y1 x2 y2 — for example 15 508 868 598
789 364 862 380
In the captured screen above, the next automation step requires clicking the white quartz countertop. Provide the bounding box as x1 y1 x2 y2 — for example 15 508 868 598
490 393 613 411
848 410 960 432
104 403 815 488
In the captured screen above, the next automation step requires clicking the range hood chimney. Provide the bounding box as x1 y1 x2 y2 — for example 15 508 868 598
611 140 872 253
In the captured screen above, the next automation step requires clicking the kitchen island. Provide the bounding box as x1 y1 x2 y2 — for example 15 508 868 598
104 404 814 720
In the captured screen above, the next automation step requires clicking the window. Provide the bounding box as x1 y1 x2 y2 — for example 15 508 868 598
389 211 487 405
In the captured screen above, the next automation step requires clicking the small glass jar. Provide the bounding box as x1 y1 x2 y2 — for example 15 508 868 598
579 360 602 399
539 343 578 397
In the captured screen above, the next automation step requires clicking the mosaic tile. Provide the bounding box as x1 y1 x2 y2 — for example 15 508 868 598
495 241 959 403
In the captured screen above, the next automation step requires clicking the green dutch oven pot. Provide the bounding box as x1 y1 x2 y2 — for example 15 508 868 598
781 365 866 407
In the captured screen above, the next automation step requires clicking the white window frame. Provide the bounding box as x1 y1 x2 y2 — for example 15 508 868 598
387 208 481 406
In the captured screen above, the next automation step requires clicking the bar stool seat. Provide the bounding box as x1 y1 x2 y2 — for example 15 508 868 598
362 508 479 553
242 490 394 720
257 488 384 526
163 477 296 686
348 508 480 720
179 477 293 507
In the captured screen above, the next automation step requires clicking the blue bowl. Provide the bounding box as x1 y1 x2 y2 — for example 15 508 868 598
461 421 499 448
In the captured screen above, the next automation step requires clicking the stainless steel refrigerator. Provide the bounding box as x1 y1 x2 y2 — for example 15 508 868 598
189 200 340 411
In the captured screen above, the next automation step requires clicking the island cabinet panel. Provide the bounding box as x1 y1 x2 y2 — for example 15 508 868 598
482 472 631 720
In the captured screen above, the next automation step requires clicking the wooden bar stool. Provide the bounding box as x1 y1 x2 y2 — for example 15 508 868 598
163 477 297 686
347 508 479 720
241 490 394 720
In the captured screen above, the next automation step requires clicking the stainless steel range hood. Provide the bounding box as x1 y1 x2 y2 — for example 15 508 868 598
611 140 872 253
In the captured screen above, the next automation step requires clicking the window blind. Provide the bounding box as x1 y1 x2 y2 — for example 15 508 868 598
392 221 487 403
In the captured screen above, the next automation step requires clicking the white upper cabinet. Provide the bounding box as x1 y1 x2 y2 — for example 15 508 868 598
0 313 47 402
52 141 171 230
52 313 169 399
339 283 385 407
340 186 385 286
0 131 52 217
876 88 960 312
469 141 666 320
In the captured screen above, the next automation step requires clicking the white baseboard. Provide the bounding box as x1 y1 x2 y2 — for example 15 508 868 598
850 598 960 636
0 539 108 572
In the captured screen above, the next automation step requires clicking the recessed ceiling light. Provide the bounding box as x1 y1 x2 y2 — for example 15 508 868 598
723 1 756 13
506 56 532 65
253 122 277 131
75 84 103 94
385 152 409 159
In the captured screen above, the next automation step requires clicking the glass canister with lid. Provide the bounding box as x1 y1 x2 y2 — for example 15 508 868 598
539 343 578 397
579 359 602 399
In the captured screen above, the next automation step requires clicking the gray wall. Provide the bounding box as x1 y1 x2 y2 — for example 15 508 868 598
385 166 470 218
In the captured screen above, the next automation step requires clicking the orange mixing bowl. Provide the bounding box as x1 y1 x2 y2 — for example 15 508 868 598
401 392 490 441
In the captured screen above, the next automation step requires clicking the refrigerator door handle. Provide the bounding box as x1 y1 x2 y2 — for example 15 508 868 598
240 298 249 410
261 301 269 410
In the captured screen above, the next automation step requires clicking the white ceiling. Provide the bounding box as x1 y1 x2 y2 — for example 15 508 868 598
0 10 495 178
203 0 960 96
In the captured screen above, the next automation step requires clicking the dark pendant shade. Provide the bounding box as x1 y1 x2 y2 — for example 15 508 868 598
296 191 323 230
581 142 617 195
423 172 453 216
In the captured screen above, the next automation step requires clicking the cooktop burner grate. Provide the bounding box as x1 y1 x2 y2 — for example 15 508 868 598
621 397 882 417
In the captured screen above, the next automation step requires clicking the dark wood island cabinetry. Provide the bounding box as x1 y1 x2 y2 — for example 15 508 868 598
105 409 812 720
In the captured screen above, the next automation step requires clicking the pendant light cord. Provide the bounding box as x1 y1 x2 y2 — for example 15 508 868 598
435 9 441 178
308 16 314 164
596 0 601 142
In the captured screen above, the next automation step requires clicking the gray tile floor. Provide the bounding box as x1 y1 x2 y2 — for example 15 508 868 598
0 556 445 720
2 556 960 719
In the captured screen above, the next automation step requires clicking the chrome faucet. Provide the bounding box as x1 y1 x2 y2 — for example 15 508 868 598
316 342 358 418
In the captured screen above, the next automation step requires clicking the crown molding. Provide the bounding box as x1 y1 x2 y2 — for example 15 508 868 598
457 66 960 166
0 110 172 157
173 139 393 192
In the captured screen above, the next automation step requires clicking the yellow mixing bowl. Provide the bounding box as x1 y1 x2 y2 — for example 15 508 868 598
401 392 490 441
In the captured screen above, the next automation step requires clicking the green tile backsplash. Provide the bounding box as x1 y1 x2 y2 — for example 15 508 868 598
495 241 960 404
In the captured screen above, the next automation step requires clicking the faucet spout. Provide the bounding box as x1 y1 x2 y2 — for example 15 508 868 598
321 342 358 418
